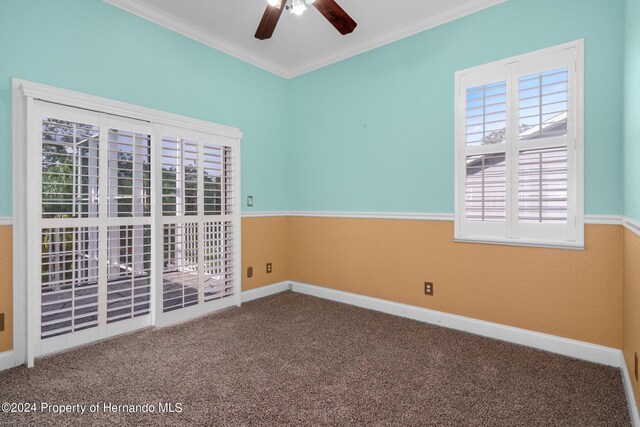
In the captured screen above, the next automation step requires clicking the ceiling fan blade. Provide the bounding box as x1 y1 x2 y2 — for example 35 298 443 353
312 0 357 35
255 0 287 40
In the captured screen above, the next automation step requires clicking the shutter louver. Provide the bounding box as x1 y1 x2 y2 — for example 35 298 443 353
518 147 568 223
466 82 507 147
203 221 234 302
42 118 99 218
203 143 223 215
465 153 507 222
223 146 233 215
106 225 152 323
519 68 568 140
163 223 200 312
108 130 151 217
41 227 99 338
162 137 199 216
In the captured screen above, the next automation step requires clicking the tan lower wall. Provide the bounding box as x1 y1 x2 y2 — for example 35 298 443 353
0 227 12 353
0 218 628 356
287 218 623 349
624 228 640 408
241 217 289 290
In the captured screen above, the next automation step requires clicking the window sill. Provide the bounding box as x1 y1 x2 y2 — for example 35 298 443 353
454 236 584 251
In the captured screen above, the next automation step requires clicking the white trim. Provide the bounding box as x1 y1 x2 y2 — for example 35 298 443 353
241 211 291 218
288 211 455 221
624 217 640 239
102 0 506 79
290 281 622 367
454 236 584 250
284 0 508 78
12 79 27 369
15 79 243 139
620 352 640 427
241 211 455 221
242 211 628 226
585 215 623 225
0 351 16 371
241 281 291 303
1 212 633 225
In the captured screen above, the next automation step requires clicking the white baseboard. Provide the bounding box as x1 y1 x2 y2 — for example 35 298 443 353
290 281 621 367
241 281 291 303
621 352 640 426
0 351 15 371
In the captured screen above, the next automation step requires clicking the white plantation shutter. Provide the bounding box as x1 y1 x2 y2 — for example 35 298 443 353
203 221 234 301
19 82 242 365
455 42 583 247
108 130 151 218
518 147 568 223
518 68 568 141
41 227 100 338
465 81 507 147
465 153 507 222
157 126 238 317
161 137 199 216
163 222 200 312
37 103 154 349
41 118 100 218
106 225 151 323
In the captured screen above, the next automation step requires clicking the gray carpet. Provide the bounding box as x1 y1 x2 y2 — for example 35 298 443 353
0 291 631 426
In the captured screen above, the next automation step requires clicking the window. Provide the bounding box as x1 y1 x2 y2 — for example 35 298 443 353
454 41 584 248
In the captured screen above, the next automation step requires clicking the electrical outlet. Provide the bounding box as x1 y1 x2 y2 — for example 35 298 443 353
424 282 433 296
0 313 4 332
635 352 638 382
247 266 253 278
247 196 254 207
266 263 272 274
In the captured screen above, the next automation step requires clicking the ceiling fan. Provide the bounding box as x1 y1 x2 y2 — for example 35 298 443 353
255 0 357 40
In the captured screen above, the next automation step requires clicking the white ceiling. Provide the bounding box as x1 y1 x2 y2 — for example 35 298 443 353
104 0 506 78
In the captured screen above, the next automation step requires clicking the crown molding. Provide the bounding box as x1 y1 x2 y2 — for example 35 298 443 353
102 0 291 78
103 0 507 79
285 0 508 78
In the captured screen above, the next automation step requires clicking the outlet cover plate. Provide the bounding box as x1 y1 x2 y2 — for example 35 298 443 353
424 282 433 296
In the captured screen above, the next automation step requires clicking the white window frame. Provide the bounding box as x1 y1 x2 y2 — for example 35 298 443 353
454 40 584 249
12 79 243 368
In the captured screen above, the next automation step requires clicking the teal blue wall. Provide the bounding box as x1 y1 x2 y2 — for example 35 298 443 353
625 0 640 222
0 0 290 216
0 0 629 217
289 0 625 215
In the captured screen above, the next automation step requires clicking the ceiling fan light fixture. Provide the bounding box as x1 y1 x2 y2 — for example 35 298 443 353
256 0 357 40
290 0 307 15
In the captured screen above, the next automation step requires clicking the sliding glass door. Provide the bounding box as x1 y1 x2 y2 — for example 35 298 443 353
28 100 239 359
